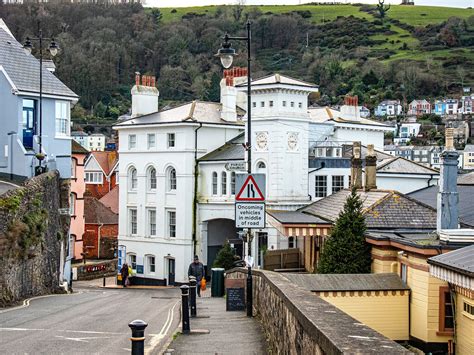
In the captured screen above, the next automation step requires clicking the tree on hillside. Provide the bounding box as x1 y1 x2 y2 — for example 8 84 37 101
376 0 391 19
318 188 371 274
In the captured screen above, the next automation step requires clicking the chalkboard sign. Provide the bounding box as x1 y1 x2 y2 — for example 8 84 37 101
136 265 144 274
226 288 245 311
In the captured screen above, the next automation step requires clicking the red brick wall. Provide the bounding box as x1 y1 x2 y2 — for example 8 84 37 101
86 172 118 199
83 224 118 259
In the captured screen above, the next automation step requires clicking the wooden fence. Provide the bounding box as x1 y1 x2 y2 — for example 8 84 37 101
264 248 304 271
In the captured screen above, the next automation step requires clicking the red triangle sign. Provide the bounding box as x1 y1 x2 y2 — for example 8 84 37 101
236 175 265 201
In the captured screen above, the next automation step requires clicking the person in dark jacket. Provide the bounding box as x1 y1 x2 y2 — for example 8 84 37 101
120 262 129 288
188 255 205 297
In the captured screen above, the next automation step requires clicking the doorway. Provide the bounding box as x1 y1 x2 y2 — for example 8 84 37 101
22 99 36 149
167 258 175 286
206 219 241 274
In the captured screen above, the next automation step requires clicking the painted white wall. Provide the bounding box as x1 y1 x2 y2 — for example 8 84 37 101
333 127 385 150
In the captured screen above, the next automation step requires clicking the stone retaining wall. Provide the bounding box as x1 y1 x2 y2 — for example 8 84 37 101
73 259 117 281
227 268 411 354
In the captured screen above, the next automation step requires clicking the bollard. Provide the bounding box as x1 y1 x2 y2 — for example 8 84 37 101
103 277 106 287
128 319 148 355
189 276 197 318
181 285 190 334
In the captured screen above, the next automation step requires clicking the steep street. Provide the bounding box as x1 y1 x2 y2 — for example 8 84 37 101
0 283 181 354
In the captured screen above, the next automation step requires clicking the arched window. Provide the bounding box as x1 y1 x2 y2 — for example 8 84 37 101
231 172 236 195
212 172 218 195
168 167 177 191
148 167 157 190
221 172 227 195
257 162 266 169
129 167 137 191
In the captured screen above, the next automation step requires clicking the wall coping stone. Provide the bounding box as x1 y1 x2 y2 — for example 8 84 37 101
227 268 411 354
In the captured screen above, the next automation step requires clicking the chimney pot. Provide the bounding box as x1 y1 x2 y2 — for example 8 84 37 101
151 76 156 87
365 144 377 191
351 141 363 189
446 128 454 151
135 72 140 86
141 75 147 86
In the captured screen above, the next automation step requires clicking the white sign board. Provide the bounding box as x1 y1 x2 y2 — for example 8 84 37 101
235 202 265 228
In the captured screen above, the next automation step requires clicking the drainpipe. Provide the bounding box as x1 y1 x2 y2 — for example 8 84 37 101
427 173 434 188
192 123 203 256
98 223 104 259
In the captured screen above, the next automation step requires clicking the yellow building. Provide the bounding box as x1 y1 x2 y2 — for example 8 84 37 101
284 273 410 341
429 245 474 355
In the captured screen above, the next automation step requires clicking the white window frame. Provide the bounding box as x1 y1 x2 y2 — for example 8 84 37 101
231 172 236 195
148 167 157 191
147 133 156 149
129 168 138 191
332 175 344 194
128 134 137 150
212 172 218 195
148 208 156 237
128 253 137 270
55 101 70 137
168 167 177 191
129 208 137 236
221 172 227 195
85 171 103 184
315 176 327 198
168 210 176 238
167 133 175 148
147 255 156 274
70 193 76 216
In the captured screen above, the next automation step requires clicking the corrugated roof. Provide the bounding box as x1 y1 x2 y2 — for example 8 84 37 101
115 101 244 127
267 210 330 224
408 185 474 227
283 273 409 292
84 196 118 225
301 189 437 230
198 133 245 162
0 24 77 98
428 245 474 277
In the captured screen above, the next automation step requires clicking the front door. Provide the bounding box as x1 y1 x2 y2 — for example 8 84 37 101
22 99 36 149
168 258 175 286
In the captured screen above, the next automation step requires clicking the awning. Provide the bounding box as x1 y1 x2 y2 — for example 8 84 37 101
430 264 473 291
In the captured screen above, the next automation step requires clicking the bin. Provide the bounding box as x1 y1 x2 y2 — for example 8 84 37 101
211 268 225 297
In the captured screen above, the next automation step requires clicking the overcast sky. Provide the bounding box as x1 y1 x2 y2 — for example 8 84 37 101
146 0 474 8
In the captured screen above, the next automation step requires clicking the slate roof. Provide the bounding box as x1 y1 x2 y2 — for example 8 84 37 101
198 133 245 162
0 21 77 98
408 185 474 227
428 245 474 277
365 231 444 248
464 144 474 152
99 186 119 214
301 189 437 230
458 172 474 185
307 107 392 128
84 196 118 225
283 273 409 292
71 140 88 154
267 210 330 225
376 157 439 175
115 101 245 127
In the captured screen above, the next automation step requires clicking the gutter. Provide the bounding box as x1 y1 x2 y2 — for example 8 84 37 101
192 122 203 256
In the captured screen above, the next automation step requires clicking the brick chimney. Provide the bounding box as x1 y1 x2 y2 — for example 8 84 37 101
437 128 459 232
365 144 377 191
351 141 363 189
220 67 248 122
340 95 362 121
131 72 159 118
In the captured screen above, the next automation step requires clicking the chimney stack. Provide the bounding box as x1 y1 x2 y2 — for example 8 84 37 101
220 67 248 122
131 72 159 118
437 128 459 232
351 142 363 189
365 144 377 191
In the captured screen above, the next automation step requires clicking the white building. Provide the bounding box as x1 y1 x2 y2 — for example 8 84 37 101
374 100 403 117
72 131 106 151
394 122 421 145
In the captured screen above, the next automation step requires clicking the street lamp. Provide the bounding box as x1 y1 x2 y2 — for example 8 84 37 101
216 20 254 318
24 28 59 175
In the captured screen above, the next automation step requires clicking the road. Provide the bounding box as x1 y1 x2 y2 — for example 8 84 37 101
0 283 181 354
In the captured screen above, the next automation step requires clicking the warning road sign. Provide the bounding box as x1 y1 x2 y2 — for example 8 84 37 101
235 174 266 202
235 202 265 228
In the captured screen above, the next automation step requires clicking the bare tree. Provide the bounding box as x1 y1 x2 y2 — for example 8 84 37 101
233 0 246 22
376 0 391 19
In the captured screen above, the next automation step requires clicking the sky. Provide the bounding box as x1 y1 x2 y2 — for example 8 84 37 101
146 0 474 9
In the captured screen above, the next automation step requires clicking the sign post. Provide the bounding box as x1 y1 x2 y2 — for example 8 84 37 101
234 174 265 316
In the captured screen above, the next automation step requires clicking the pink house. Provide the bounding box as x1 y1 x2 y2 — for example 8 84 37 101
71 140 89 260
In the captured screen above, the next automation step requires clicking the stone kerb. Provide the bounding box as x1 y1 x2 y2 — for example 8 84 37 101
227 268 411 355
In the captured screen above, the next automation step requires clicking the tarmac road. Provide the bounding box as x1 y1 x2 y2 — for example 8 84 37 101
0 283 181 355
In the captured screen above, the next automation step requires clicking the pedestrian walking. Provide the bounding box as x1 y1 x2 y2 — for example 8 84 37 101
120 262 129 288
188 255 205 297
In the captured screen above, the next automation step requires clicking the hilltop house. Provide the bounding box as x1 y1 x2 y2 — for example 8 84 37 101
394 122 421 145
463 144 474 170
408 99 431 116
0 20 78 179
374 100 402 117
459 94 473 114
72 131 106 152
434 99 459 116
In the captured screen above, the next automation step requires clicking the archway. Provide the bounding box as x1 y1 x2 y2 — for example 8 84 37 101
206 218 242 274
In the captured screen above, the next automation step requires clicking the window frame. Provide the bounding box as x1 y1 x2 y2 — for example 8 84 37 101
129 168 138 191
148 208 157 237
129 208 138 236
128 134 137 150
55 101 70 137
315 176 328 198
221 171 227 195
231 172 236 195
147 255 156 274
167 133 176 148
168 167 177 191
438 286 455 335
332 175 344 194
128 254 137 270
85 171 103 184
148 167 157 191
168 210 176 238
147 133 156 149
212 172 218 195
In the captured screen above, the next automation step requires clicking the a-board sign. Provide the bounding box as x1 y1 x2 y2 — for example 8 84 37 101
226 288 245 311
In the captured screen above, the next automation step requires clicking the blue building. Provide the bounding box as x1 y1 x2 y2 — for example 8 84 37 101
374 100 402 117
0 21 78 180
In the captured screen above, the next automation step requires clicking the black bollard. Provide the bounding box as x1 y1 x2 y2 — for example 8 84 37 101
103 277 106 287
247 266 253 317
181 285 190 334
189 277 197 318
128 319 148 355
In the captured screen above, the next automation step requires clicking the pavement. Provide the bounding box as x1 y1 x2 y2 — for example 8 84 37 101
0 180 19 195
166 296 267 355
0 280 181 354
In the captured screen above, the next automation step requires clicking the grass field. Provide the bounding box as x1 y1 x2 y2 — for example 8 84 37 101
157 4 474 26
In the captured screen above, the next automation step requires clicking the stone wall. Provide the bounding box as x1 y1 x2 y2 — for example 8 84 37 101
0 172 68 307
227 269 411 354
74 259 117 281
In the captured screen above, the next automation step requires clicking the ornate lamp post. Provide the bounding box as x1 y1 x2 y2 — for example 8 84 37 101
24 29 59 175
216 20 254 317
